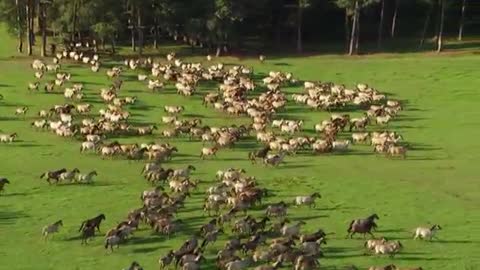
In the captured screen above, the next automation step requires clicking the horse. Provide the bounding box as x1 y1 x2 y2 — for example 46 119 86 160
347 214 379 239
59 168 80 183
76 171 97 184
42 220 63 240
105 231 122 251
40 168 67 184
79 214 106 232
81 225 96 244
248 146 271 164
124 261 143 270
0 178 10 194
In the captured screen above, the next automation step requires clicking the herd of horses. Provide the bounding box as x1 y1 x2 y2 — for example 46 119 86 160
0 43 437 270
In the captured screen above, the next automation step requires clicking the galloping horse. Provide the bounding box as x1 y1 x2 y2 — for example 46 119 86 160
40 169 67 184
79 214 106 232
248 146 271 164
0 178 10 194
347 214 379 239
81 225 96 244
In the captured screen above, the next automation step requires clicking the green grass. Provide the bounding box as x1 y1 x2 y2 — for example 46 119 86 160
1 25 480 270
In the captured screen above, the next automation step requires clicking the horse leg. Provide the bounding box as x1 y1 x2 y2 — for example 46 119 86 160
368 231 375 239
350 232 355 239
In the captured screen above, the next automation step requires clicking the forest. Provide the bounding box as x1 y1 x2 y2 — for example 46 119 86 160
0 0 477 56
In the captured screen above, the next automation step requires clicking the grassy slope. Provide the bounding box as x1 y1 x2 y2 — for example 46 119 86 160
1 26 480 270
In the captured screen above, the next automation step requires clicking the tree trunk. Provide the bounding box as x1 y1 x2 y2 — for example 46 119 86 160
345 8 350 53
391 0 398 38
131 28 136 51
296 1 303 54
215 45 221 57
30 0 35 45
26 0 33 55
71 0 77 41
153 18 158 49
137 8 143 55
419 5 432 48
377 0 385 48
458 0 466 41
437 0 445 53
355 9 360 54
40 3 47 57
111 37 116 54
349 1 359 56
15 0 23 53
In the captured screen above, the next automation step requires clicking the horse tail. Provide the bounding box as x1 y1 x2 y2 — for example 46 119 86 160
347 220 355 233
40 172 46 179
78 221 86 232
104 239 109 249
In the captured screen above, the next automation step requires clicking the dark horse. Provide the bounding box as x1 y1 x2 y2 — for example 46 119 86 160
347 214 379 239
0 178 10 194
248 146 271 164
40 169 67 184
79 214 106 232
81 225 96 244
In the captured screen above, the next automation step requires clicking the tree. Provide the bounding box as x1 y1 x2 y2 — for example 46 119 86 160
26 0 33 55
458 0 466 41
418 0 435 48
39 0 52 57
391 0 399 37
15 0 24 52
436 0 445 52
335 0 379 55
206 0 245 56
293 0 310 53
91 22 117 52
377 0 385 48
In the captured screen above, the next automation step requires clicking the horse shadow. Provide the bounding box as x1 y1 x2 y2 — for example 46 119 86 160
128 236 164 245
63 235 85 241
132 246 162 253
0 209 30 225
1 192 30 197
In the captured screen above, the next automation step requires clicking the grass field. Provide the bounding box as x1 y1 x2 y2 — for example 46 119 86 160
1 26 480 270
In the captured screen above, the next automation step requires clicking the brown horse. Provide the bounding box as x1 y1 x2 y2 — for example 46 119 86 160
79 214 106 232
347 214 379 239
0 178 10 194
248 146 271 164
40 169 67 184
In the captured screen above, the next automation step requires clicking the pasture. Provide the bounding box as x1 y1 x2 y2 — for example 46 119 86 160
1 29 480 270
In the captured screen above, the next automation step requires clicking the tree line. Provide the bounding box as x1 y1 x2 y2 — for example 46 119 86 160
0 0 475 57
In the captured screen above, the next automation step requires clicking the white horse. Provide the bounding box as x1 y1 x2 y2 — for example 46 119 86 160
76 171 97 184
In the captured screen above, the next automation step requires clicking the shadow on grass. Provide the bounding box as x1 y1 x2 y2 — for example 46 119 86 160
1 192 30 197
132 246 162 253
17 143 54 148
0 209 30 225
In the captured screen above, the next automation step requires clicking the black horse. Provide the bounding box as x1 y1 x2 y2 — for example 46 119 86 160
0 178 10 194
40 169 67 184
79 214 106 232
347 214 379 239
248 146 271 164
81 225 96 245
